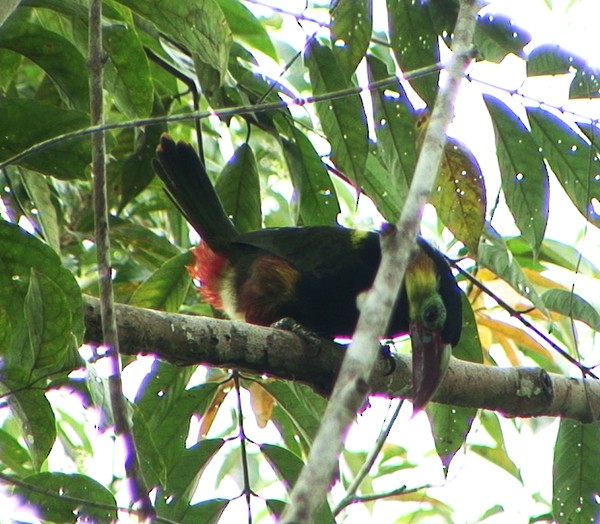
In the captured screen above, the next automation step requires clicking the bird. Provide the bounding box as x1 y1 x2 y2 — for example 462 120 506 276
152 134 462 410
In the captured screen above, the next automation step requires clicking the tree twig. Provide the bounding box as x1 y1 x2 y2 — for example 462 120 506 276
333 399 404 516
88 1 154 518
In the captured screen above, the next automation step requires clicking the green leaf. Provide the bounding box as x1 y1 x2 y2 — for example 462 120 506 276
363 149 404 222
177 499 230 524
473 12 531 63
366 55 416 207
432 137 486 254
282 127 340 226
553 420 600 523
0 98 90 179
8 390 56 470
476 411 522 481
111 223 181 269
484 94 549 255
19 171 61 253
527 106 600 227
542 289 600 330
134 361 218 470
478 236 547 314
569 66 600 99
304 39 368 186
103 18 154 118
260 381 327 455
215 143 261 233
130 251 194 312
0 427 32 476
24 269 79 375
262 444 336 521
116 0 232 86
156 439 225 519
427 403 476 474
453 293 484 364
527 44 584 76
0 222 83 385
0 16 89 110
330 0 373 78
387 0 439 105
14 472 117 523
471 445 522 482
217 0 277 60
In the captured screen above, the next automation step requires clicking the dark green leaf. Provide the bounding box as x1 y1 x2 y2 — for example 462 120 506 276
14 472 117 523
387 0 439 105
366 55 416 207
427 404 476 474
216 143 261 233
453 293 484 364
261 443 304 487
484 94 549 255
304 39 368 186
156 440 225 519
527 44 584 76
0 16 89 110
130 251 194 312
24 269 79 375
553 420 600 523
473 13 531 63
0 98 90 179
282 127 340 226
569 67 600 99
177 499 229 524
103 17 154 118
8 390 56 470
0 222 83 385
134 360 218 470
0 48 23 91
116 0 232 86
542 289 600 330
19 170 61 252
527 106 600 227
331 0 373 78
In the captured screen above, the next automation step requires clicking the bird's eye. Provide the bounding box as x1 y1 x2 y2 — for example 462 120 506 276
420 296 446 330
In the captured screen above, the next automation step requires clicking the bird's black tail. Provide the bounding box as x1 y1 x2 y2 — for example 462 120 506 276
153 134 238 251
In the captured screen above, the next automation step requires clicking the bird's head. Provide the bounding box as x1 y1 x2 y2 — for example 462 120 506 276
405 244 460 411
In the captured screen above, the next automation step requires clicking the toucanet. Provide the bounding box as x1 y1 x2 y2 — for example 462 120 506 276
152 134 462 410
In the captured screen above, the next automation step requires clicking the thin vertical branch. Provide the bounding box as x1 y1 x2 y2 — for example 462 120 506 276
88 0 154 518
233 372 253 524
281 1 482 522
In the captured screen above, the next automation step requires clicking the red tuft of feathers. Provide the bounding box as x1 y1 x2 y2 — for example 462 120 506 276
189 243 229 308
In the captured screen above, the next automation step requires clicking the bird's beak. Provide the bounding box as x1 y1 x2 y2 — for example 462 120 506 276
410 322 451 412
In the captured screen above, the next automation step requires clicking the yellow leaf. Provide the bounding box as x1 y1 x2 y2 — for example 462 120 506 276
248 382 276 428
477 315 554 361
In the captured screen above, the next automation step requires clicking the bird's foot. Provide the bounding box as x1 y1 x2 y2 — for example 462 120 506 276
271 317 323 356
379 342 397 376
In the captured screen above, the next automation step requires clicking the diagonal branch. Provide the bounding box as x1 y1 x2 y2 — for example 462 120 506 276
280 1 482 521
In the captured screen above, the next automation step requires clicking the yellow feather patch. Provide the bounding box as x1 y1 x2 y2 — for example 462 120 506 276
405 250 439 320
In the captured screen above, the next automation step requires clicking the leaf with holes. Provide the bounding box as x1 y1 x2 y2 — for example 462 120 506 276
484 94 549 255
527 107 600 227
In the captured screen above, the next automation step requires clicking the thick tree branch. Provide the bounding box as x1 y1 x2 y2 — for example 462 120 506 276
83 296 600 423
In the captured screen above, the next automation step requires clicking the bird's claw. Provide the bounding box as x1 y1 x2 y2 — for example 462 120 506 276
271 317 323 356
